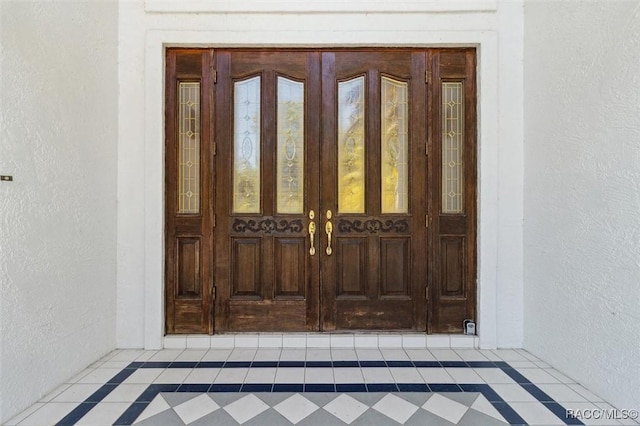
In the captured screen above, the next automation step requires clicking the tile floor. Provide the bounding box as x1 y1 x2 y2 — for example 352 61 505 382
5 348 638 426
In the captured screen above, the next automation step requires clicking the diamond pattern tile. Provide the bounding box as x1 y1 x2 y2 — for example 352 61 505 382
173 394 220 424
470 393 507 422
133 395 170 424
422 393 470 424
372 393 420 424
323 394 369 424
223 394 269 424
273 393 319 424
11 347 626 426
458 408 509 426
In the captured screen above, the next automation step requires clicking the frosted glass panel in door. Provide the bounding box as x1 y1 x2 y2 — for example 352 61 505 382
442 82 464 214
381 77 408 214
233 76 261 213
277 77 305 214
338 76 365 214
178 82 200 214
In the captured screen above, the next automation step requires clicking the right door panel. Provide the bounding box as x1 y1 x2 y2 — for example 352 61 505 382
320 51 429 331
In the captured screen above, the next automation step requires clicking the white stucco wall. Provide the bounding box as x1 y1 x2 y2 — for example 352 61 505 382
0 1 119 422
117 0 525 350
524 0 640 412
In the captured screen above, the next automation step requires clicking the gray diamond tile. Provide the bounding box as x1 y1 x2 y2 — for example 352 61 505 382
458 408 509 425
348 392 387 406
351 407 404 426
189 409 239 426
404 409 455 426
161 392 201 406
243 408 292 426
134 408 184 426
208 392 248 406
253 392 296 406
298 408 349 426
302 392 341 407
441 391 479 406
396 392 434 407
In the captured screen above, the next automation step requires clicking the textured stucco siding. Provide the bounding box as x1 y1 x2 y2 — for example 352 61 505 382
0 1 119 422
524 0 640 412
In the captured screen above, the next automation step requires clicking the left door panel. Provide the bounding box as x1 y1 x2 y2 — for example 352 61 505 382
165 49 215 334
213 51 321 332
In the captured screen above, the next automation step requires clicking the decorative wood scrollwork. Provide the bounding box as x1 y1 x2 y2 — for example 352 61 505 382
232 218 304 234
337 219 409 233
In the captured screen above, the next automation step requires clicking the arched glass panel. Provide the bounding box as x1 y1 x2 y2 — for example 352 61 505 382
233 76 261 213
338 76 365 214
381 76 409 213
277 77 305 214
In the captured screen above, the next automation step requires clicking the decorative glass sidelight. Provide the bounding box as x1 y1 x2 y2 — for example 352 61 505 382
381 77 409 214
338 76 366 214
276 77 305 214
233 76 261 213
178 82 201 214
442 82 464 214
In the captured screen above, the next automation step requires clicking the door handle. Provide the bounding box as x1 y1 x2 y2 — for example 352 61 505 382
325 210 333 256
308 210 316 256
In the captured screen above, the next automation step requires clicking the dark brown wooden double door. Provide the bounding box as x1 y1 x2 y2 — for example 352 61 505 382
165 48 476 334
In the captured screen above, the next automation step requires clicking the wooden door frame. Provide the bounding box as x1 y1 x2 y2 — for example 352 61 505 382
136 29 507 351
162 47 479 337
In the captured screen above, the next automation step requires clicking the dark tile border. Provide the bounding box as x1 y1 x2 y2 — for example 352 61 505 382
55 359 584 426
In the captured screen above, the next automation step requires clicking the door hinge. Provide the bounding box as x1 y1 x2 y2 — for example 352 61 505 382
425 57 431 84
210 282 216 317
212 69 217 84
213 214 216 228
425 214 430 228
212 142 217 156
425 285 429 301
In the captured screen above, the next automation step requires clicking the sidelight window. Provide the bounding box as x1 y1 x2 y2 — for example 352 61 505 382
442 82 464 214
177 82 201 214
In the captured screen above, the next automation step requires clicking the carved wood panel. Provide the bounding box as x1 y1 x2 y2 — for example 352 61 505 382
177 237 201 298
336 239 367 298
274 238 306 298
380 237 410 298
231 238 262 298
441 236 465 297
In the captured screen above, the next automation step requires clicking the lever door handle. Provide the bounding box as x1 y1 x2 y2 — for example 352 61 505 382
308 210 316 256
325 210 333 256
